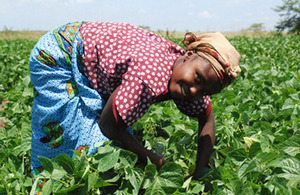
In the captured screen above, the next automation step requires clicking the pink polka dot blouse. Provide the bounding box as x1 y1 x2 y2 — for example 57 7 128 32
80 22 212 127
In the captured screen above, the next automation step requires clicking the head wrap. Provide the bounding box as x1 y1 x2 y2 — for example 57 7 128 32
183 32 241 88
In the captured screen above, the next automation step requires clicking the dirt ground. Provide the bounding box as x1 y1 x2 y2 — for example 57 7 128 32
0 30 280 41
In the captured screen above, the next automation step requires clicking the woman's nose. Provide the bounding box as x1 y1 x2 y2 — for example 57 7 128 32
189 86 198 97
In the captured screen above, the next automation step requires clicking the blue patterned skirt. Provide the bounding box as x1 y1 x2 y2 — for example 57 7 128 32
29 22 110 174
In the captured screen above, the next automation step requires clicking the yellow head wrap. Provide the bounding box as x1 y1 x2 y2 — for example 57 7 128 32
183 32 241 88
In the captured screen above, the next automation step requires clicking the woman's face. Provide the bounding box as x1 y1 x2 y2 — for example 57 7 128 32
169 50 222 101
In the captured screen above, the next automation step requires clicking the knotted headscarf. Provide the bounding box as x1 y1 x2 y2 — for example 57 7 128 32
183 32 241 88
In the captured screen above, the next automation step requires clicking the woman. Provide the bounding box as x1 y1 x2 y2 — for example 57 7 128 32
30 21 241 189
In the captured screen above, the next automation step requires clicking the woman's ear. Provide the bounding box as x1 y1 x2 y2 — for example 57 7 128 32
183 32 197 47
183 50 196 61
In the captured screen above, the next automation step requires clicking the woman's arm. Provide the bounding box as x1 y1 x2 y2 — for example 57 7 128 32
98 86 165 170
191 110 216 179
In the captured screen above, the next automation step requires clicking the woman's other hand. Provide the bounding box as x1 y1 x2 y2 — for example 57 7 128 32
146 150 166 170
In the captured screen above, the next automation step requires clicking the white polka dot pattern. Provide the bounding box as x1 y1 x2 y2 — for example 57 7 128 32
173 96 211 117
80 22 210 126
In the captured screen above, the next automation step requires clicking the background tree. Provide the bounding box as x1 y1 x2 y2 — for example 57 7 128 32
274 0 300 33
138 25 151 31
247 23 265 32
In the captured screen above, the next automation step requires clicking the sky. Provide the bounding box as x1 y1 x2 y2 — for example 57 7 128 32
0 0 284 32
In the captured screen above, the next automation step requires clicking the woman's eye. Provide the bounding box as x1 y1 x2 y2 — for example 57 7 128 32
196 74 202 84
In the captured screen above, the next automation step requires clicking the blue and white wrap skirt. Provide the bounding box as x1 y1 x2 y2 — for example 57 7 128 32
29 22 110 173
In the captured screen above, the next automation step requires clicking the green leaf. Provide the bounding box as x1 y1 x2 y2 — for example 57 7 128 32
11 103 23 113
281 98 294 110
190 180 205 194
260 135 271 153
267 176 289 194
258 152 278 165
142 164 157 189
261 109 275 122
219 165 235 180
267 158 300 174
96 149 120 172
23 176 32 187
212 180 227 195
30 177 40 195
94 176 114 188
54 183 85 193
243 160 261 176
52 163 67 178
82 172 114 192
115 180 135 194
144 163 184 194
22 75 31 86
74 152 90 179
38 156 54 174
286 175 300 189
259 185 271 195
87 172 98 192
0 186 6 194
283 146 300 157
94 140 113 148
42 179 53 195
229 148 248 162
119 150 138 168
126 167 144 191
249 142 261 159
52 153 75 174
100 172 120 183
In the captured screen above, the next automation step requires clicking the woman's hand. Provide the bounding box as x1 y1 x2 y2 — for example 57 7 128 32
146 151 166 170
99 86 166 171
191 111 215 176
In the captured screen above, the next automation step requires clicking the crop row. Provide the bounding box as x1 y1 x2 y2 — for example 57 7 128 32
0 35 299 194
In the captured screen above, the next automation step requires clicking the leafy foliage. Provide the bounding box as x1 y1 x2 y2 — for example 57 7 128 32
0 34 299 194
274 0 300 33
0 40 35 194
247 23 266 32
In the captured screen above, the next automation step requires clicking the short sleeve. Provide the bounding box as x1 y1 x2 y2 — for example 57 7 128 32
173 96 212 118
113 74 154 127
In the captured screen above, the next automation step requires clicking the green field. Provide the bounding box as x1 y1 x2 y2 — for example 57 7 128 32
0 33 299 194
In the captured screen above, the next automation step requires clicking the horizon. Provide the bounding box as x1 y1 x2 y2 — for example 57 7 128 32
0 0 284 32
